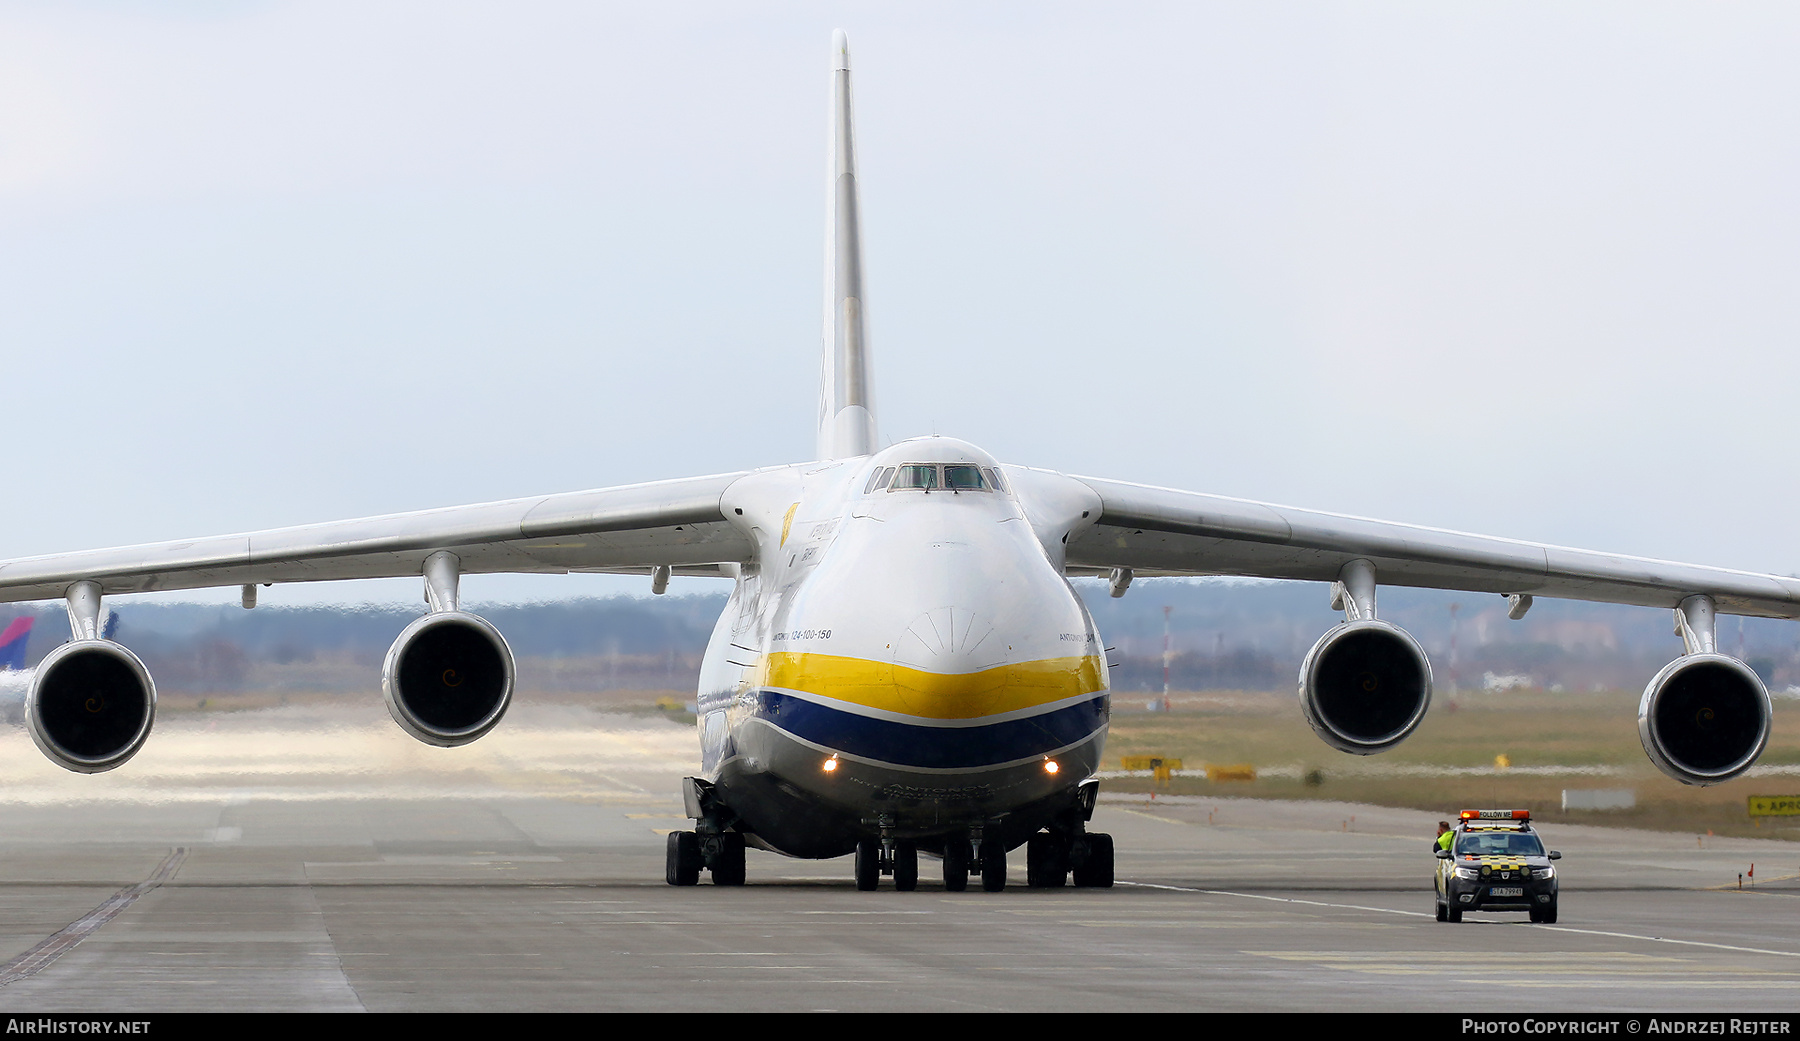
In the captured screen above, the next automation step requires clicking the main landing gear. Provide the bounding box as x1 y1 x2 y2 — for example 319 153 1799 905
1024 831 1114 888
666 830 746 886
1024 779 1113 888
666 777 747 886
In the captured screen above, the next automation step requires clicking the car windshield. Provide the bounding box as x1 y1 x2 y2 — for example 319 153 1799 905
1455 831 1545 857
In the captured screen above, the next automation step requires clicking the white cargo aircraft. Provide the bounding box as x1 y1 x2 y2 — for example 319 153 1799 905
4 33 1788 892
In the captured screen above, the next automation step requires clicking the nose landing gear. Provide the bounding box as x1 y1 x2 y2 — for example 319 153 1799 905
979 836 1008 892
942 838 971 891
854 831 919 891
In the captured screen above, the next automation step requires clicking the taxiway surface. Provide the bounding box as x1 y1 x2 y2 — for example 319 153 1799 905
0 703 1792 1012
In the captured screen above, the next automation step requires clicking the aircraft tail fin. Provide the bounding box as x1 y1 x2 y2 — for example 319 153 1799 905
818 28 877 460
0 616 34 671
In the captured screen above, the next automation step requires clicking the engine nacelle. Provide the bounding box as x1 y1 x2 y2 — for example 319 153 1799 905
27 640 157 773
382 611 514 747
1299 619 1433 755
1638 653 1770 786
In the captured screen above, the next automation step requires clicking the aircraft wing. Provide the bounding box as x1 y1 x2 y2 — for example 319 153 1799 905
1053 473 1800 619
0 471 758 604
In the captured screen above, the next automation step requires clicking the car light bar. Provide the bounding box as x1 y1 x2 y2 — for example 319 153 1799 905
1459 809 1530 821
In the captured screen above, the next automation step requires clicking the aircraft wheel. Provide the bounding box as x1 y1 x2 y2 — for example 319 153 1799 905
666 831 701 886
943 839 970 892
980 840 1007 892
1026 833 1065 888
854 839 880 891
894 843 918 892
711 833 746 886
1073 833 1113 888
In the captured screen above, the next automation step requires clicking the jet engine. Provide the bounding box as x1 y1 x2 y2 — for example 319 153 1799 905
27 639 156 773
1299 619 1433 755
382 610 514 747
1638 653 1770 786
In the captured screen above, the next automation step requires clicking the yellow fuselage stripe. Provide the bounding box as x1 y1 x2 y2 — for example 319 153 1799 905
756 651 1106 721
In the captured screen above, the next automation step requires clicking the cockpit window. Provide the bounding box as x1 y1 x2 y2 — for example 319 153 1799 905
1454 831 1544 857
885 462 998 494
943 465 987 491
864 466 894 494
892 464 939 491
982 467 1005 493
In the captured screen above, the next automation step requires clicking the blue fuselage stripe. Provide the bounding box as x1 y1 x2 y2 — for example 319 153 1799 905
750 689 1108 769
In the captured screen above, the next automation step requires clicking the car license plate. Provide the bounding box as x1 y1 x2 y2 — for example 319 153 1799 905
1489 886 1524 897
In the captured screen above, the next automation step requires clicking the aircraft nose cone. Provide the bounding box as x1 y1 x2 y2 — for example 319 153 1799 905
886 607 1102 722
891 607 1005 719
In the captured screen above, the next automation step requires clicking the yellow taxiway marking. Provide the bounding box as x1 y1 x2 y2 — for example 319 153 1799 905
1702 871 1800 891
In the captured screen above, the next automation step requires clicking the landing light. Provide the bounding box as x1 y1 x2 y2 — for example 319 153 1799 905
823 756 839 774
1043 759 1060 775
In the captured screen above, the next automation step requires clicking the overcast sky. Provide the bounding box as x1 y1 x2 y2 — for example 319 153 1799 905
1 2 1797 607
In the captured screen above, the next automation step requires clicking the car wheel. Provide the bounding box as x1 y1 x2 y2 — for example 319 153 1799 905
1447 906 1463 923
1436 901 1448 922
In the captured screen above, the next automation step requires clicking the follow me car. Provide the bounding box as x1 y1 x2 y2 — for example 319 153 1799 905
1436 810 1562 923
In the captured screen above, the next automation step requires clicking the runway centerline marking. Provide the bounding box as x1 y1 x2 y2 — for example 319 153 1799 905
0 847 189 988
1119 880 1800 960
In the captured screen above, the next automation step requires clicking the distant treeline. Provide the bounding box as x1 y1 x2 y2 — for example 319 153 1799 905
4 596 727 694
1 579 1795 694
1082 579 1800 694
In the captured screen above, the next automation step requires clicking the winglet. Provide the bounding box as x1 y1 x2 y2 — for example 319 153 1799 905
818 29 877 460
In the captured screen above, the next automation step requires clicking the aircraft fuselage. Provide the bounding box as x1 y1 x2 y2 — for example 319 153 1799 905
696 437 1110 858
